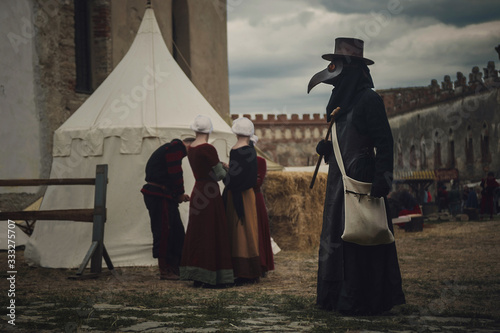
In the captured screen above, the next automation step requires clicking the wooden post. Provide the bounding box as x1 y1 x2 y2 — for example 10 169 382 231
90 164 108 273
76 241 98 275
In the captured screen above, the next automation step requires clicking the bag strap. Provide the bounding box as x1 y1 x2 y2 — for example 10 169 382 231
332 124 346 176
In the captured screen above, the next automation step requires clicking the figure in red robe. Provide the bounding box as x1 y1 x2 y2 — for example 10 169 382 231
141 138 192 280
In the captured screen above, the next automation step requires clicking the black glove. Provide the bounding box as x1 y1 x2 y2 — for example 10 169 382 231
316 140 333 163
316 140 333 156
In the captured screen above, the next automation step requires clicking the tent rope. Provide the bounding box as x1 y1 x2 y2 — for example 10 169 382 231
170 39 192 77
167 37 214 111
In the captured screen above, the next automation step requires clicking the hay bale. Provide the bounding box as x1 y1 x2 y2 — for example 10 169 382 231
262 171 327 251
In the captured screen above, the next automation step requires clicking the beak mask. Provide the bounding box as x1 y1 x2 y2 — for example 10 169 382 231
307 59 343 93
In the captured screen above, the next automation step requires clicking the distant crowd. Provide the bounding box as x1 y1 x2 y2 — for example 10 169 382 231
389 171 500 220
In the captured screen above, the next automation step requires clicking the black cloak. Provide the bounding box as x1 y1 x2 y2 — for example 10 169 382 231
316 60 406 315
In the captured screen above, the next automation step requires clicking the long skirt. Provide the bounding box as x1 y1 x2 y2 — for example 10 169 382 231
225 189 261 279
180 180 234 285
255 190 274 273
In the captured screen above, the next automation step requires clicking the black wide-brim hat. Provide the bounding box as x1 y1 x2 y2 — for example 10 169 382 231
322 37 374 65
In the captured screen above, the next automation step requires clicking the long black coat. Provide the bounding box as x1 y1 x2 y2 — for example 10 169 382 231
317 87 406 315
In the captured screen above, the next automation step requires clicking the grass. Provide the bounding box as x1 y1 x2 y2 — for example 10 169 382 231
1 220 500 331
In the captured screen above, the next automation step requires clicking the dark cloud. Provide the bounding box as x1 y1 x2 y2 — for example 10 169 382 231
318 0 500 27
227 0 500 115
229 59 312 79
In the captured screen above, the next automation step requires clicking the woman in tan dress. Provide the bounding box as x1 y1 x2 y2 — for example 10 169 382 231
223 117 261 284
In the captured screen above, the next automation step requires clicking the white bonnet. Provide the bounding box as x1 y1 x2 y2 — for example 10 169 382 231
231 117 254 137
190 115 213 134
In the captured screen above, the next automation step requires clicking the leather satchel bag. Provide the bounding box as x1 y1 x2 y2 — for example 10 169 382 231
332 125 395 246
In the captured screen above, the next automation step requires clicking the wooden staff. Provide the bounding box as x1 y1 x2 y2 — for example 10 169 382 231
309 107 340 189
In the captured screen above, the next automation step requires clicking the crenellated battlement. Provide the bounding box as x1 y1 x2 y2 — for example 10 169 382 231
230 113 329 166
231 113 327 124
380 61 500 117
232 61 500 125
230 60 500 170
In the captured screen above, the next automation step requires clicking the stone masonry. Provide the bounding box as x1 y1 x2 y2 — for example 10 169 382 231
233 60 500 183
232 113 328 167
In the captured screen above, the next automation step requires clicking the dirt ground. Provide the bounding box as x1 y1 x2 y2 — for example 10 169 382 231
6 241 320 300
4 220 500 308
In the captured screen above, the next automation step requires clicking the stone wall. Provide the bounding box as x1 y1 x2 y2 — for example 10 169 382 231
390 87 500 182
231 113 328 166
379 63 499 118
111 0 172 68
34 1 89 181
232 60 500 183
186 1 230 123
92 0 113 89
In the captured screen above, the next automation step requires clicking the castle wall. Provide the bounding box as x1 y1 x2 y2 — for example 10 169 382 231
233 61 500 183
232 113 329 166
185 1 230 123
111 0 173 67
390 87 500 182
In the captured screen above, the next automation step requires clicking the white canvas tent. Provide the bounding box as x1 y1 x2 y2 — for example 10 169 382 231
24 7 236 268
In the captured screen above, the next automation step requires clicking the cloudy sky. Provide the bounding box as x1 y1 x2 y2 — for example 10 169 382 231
226 0 500 116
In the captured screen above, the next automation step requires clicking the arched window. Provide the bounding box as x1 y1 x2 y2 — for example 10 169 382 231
74 0 92 93
447 128 455 168
420 136 427 169
397 138 403 168
433 130 442 168
173 0 191 77
481 122 491 164
465 125 474 165
409 145 417 170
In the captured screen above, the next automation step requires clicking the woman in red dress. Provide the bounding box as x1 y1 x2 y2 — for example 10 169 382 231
180 115 234 287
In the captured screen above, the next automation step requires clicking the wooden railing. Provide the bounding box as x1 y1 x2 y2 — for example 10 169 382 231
0 164 114 277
